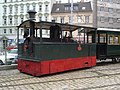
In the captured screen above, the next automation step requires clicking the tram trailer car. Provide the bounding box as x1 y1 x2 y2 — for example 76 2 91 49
97 30 120 62
88 29 120 63
17 14 96 76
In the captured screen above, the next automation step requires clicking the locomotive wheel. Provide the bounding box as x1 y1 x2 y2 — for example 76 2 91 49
112 58 120 63
117 57 120 62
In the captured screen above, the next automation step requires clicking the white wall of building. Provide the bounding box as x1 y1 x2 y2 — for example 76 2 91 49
0 0 55 51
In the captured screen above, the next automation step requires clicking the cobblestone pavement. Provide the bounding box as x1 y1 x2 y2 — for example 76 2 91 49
1 62 120 90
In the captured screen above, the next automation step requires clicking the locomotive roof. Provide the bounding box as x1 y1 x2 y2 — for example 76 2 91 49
18 19 95 31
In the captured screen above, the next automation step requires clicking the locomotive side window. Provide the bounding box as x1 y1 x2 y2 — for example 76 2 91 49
99 34 106 43
88 34 92 43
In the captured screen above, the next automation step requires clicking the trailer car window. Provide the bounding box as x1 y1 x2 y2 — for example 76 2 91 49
114 36 119 45
100 34 106 43
108 35 114 45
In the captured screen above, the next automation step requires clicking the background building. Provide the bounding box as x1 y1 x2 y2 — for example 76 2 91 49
97 0 120 29
56 0 120 29
0 0 55 51
51 1 93 37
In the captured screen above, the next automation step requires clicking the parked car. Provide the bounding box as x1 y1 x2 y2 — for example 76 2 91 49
0 49 18 65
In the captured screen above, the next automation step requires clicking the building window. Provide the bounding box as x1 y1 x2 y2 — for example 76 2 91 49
4 29 6 33
39 5 42 11
100 7 104 11
73 5 78 10
82 7 86 10
77 16 83 23
60 17 64 23
100 17 104 22
21 17 24 23
39 17 42 21
9 17 12 24
108 8 113 13
27 5 30 11
3 7 7 14
33 5 36 11
21 5 24 13
15 6 18 13
65 6 69 11
45 16 48 21
9 7 12 14
85 16 89 23
116 9 120 13
117 18 120 23
4 18 7 25
56 8 59 11
10 29 12 33
45 5 48 12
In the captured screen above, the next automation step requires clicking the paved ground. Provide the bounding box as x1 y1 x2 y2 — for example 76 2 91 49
0 62 120 90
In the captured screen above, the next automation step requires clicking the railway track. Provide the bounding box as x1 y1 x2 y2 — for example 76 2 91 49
0 72 120 87
0 63 120 89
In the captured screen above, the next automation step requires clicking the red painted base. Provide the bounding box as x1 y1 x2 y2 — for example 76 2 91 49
18 56 96 76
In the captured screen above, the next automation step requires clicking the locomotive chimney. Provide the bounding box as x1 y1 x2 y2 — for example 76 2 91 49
27 10 36 37
27 10 37 20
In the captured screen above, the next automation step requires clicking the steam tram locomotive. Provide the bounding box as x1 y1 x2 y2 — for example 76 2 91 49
17 11 120 76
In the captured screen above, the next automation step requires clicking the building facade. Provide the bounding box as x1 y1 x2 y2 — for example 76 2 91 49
51 1 93 37
0 0 55 51
97 0 120 29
